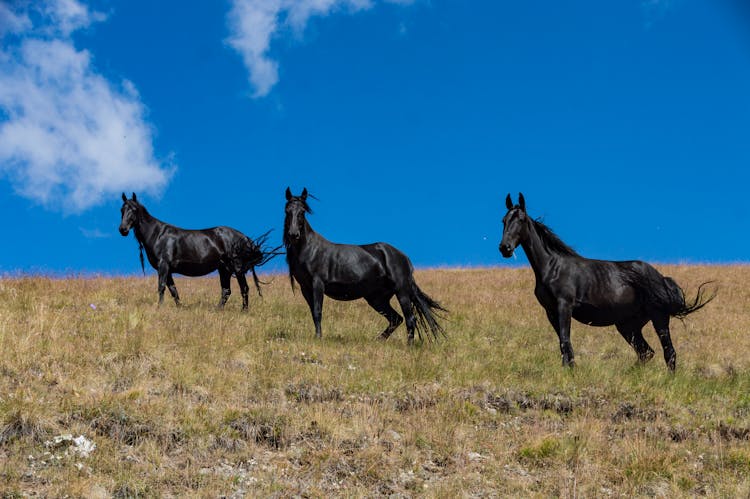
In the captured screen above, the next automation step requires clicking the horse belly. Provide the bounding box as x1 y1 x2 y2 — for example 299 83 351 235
173 261 218 277
171 241 224 277
573 280 641 326
324 283 368 301
572 302 638 327
320 254 391 301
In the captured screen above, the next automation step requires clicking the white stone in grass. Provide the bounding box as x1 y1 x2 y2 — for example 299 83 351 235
385 430 402 441
46 434 74 448
73 435 96 457
44 434 96 458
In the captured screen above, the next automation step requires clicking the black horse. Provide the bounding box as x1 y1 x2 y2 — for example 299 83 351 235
119 193 280 309
283 188 446 343
499 193 715 370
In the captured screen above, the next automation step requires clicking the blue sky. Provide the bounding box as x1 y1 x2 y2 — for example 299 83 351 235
0 0 748 275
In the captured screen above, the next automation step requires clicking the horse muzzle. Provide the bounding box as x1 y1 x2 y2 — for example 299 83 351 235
499 243 514 258
119 226 130 236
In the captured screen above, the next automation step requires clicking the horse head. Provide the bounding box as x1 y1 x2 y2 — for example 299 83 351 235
119 192 141 236
499 192 528 257
284 187 312 246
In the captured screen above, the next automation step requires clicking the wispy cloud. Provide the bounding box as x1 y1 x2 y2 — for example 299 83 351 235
226 0 414 98
79 227 111 239
0 0 173 213
642 0 676 28
0 3 31 35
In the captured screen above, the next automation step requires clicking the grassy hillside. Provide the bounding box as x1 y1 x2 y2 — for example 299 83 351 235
1 266 748 497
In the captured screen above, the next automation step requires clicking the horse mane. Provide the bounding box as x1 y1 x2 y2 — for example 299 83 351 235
127 198 152 224
125 199 151 274
531 218 581 257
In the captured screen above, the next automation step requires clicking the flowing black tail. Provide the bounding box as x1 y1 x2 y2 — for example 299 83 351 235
662 278 717 319
232 230 284 296
410 281 448 341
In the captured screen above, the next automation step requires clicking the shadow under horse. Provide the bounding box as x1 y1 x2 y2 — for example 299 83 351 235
119 193 281 309
283 187 446 344
499 193 715 370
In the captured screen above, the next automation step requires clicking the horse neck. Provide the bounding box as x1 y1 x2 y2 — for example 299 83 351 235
133 207 163 251
520 218 564 278
286 218 324 255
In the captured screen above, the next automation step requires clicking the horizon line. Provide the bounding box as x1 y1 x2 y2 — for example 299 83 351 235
1 261 749 279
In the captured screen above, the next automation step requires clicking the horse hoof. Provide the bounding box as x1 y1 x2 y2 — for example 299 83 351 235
639 350 655 363
378 330 393 341
666 353 676 371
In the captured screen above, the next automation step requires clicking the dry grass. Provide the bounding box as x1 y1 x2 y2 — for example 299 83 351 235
0 266 749 497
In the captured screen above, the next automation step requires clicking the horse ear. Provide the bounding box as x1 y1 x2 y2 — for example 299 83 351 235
301 188 308 201
285 187 292 201
518 192 526 212
132 192 137 202
122 192 127 203
505 194 513 210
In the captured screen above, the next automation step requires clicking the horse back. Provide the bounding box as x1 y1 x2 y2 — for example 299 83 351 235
163 225 235 252
571 258 659 297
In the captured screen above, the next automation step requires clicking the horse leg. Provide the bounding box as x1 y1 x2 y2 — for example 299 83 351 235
396 291 417 345
546 302 575 367
157 261 169 306
651 313 676 371
301 280 324 338
615 319 654 363
311 279 324 339
236 273 250 311
366 295 403 340
166 274 181 306
217 268 231 309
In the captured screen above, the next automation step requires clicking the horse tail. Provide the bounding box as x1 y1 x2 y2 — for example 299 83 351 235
251 267 262 298
409 279 448 341
621 264 716 320
662 277 717 319
232 230 284 296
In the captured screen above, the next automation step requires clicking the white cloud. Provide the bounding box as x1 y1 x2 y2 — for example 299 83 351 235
41 0 106 36
226 0 413 98
0 0 173 213
0 3 31 35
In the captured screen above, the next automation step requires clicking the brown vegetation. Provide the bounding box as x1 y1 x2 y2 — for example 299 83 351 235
0 266 749 496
